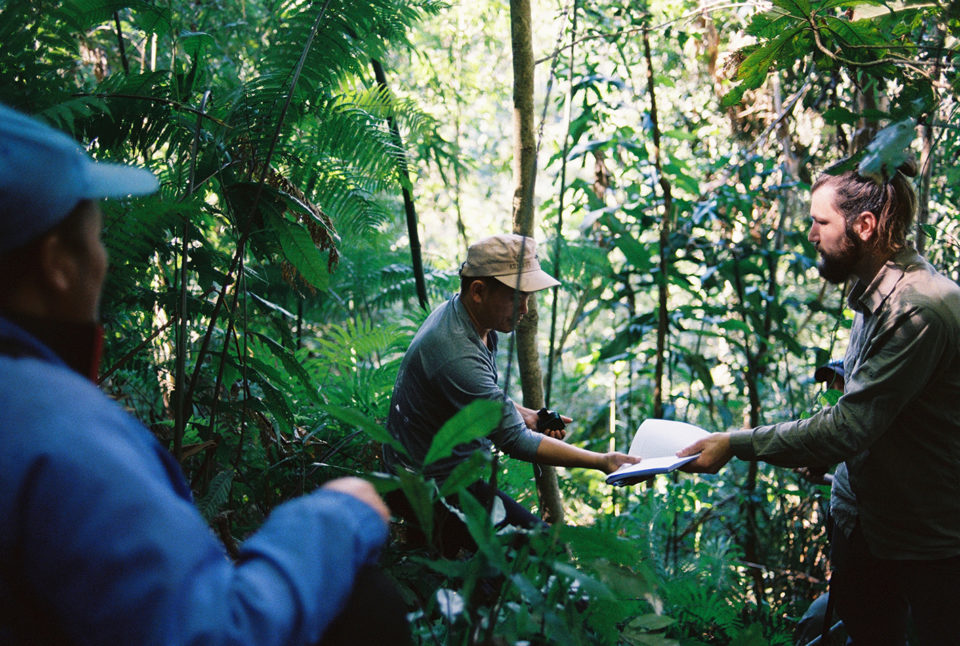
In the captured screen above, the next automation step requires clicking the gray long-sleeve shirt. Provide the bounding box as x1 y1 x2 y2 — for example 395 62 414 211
730 248 960 559
383 295 543 481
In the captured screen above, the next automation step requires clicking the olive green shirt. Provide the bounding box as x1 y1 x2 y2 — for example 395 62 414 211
730 248 960 559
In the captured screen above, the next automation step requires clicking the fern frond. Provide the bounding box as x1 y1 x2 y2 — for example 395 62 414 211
196 470 234 521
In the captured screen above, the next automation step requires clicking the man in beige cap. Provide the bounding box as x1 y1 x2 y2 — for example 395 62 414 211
383 234 638 555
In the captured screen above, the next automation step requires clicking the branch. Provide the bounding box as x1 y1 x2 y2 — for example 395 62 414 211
74 92 229 127
535 1 769 66
809 14 939 78
98 318 174 384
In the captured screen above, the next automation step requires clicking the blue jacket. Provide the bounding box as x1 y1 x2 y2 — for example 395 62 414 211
0 316 387 645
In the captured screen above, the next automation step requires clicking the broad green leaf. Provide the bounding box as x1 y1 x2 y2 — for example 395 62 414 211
398 469 435 543
551 561 613 599
179 31 216 56
250 332 322 405
859 118 917 183
257 376 294 433
821 388 842 406
320 404 407 455
557 525 643 566
268 214 330 290
626 613 676 632
456 488 508 570
822 106 861 125
423 399 500 466
567 137 615 160
508 571 544 604
439 449 492 497
737 27 804 89
589 559 656 599
598 211 652 271
365 471 401 495
719 319 752 335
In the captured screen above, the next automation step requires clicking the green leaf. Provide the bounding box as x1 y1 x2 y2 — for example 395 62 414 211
626 613 676 632
820 388 842 406
397 469 436 541
180 30 215 56
439 449 492 497
589 559 656 599
366 471 402 496
320 404 407 455
508 571 545 604
257 377 294 433
456 488 508 570
732 26 804 97
719 319 752 335
551 561 614 599
858 118 917 183
557 525 644 566
822 106 861 125
597 211 652 271
267 214 330 290
422 399 501 466
250 332 322 405
196 470 234 522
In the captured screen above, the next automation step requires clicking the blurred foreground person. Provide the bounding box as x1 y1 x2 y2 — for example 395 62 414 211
0 103 408 646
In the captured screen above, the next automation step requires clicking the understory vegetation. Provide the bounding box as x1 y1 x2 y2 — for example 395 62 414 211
3 0 957 643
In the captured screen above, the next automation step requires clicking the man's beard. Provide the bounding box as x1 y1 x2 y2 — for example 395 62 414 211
817 227 862 284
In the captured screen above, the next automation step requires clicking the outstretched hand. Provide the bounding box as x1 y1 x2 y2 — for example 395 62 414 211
600 451 641 475
676 432 734 474
677 433 733 473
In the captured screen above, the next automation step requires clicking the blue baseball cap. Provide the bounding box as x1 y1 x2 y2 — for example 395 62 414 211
0 103 158 255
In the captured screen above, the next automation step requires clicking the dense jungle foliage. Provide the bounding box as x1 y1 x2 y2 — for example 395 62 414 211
2 0 957 643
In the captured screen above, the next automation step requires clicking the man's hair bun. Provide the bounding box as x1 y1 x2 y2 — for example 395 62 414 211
897 157 919 178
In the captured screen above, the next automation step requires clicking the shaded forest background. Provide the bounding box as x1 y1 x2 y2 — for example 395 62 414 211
1 0 957 643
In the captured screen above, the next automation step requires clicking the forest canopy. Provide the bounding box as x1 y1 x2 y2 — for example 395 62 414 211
2 0 957 643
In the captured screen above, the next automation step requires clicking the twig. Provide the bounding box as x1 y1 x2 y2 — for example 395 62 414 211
98 319 174 384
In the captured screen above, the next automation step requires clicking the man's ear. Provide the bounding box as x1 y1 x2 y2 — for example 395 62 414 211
37 232 77 294
852 211 878 242
466 278 486 303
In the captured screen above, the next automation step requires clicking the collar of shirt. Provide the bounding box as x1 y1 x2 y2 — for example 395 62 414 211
847 246 921 315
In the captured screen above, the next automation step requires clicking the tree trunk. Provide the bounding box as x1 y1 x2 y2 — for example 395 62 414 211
510 0 564 524
641 27 671 421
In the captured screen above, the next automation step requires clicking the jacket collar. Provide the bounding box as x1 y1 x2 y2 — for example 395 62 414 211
847 247 921 316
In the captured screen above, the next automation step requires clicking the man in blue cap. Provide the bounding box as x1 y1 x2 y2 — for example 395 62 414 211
0 104 408 645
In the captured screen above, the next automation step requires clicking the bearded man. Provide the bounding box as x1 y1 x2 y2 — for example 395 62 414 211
680 160 960 646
